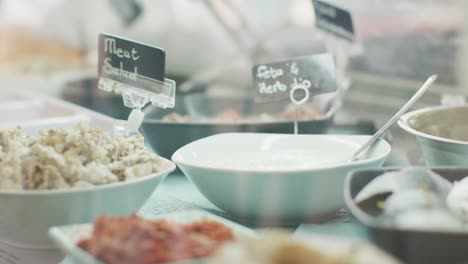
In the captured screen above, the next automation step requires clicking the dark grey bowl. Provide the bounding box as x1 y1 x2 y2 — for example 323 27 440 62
345 168 468 264
141 93 337 159
60 78 337 159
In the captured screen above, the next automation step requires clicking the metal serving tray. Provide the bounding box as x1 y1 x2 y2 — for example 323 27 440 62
345 168 468 264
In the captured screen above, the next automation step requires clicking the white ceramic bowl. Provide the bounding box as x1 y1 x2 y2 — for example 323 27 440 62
0 157 175 248
172 133 391 223
399 105 468 166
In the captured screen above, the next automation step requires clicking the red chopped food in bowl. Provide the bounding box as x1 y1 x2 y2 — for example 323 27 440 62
77 215 234 264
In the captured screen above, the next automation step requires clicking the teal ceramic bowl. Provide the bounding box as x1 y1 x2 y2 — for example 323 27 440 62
172 133 391 224
399 105 468 166
0 157 175 248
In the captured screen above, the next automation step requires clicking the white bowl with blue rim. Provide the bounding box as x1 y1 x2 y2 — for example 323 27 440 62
172 133 391 224
0 157 175 251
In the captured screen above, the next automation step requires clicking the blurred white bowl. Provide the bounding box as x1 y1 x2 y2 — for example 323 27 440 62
0 95 116 134
172 133 390 224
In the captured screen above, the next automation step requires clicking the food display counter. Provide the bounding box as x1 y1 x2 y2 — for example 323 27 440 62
1 1 468 264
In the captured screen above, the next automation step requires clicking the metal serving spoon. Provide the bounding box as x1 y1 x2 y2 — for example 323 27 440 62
349 74 438 162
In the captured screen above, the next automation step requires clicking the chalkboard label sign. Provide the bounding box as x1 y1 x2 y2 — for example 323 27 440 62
312 0 354 41
253 54 337 103
98 33 165 84
97 33 175 109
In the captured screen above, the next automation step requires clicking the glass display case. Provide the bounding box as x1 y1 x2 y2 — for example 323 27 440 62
0 1 468 264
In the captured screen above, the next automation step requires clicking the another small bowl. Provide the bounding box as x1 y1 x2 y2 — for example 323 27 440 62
399 105 468 166
172 133 391 224
0 157 175 249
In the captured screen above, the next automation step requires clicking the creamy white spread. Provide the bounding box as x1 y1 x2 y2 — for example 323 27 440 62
200 150 349 170
0 122 162 190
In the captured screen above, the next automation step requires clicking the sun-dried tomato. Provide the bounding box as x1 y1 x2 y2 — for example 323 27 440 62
78 214 234 264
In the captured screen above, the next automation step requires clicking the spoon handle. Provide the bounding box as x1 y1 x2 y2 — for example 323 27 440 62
350 74 438 161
